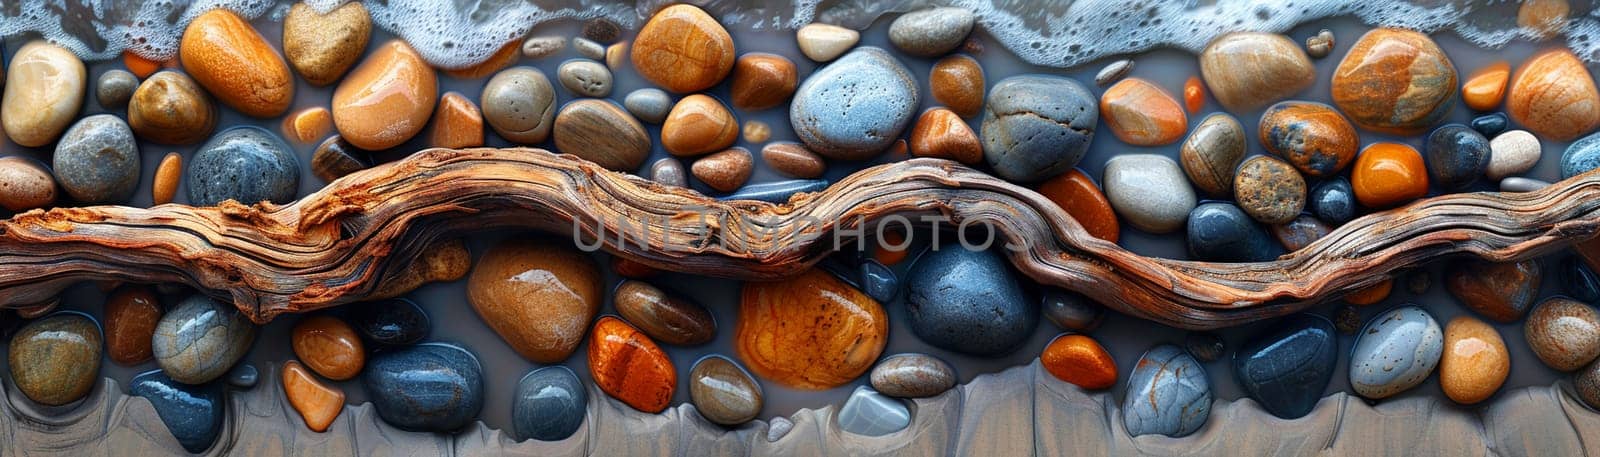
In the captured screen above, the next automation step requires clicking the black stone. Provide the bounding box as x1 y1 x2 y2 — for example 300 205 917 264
130 370 225 453
362 343 485 432
1565 256 1600 303
1232 314 1338 419
1309 177 1356 225
1184 332 1225 362
1469 113 1508 137
512 366 588 441
905 246 1038 355
347 297 431 346
1424 124 1491 190
1185 202 1282 262
187 126 300 206
860 258 898 303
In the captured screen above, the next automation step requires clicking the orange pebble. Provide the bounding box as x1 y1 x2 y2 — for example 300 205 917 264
1462 61 1510 111
589 316 677 413
1183 76 1205 114
291 315 366 381
1040 334 1117 389
283 360 345 432
1035 169 1120 243
442 40 519 79
1100 77 1187 146
1351 142 1428 209
873 230 909 266
1344 279 1393 306
282 107 333 144
152 152 182 205
736 269 887 390
123 51 163 78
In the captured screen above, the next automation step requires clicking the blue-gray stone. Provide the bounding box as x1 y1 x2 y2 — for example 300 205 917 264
1563 131 1600 179
790 47 918 160
347 297 430 346
837 386 910 436
363 343 485 432
53 114 140 203
512 365 587 441
152 295 256 385
624 88 671 124
906 247 1038 355
130 370 224 453
1185 202 1282 262
187 126 300 206
981 75 1097 182
1470 113 1508 137
1232 314 1337 419
718 179 829 203
1424 124 1490 190
860 258 898 303
1309 177 1356 225
888 7 975 57
226 363 258 388
1500 177 1550 192
1349 305 1443 399
1123 344 1211 437
1041 288 1103 331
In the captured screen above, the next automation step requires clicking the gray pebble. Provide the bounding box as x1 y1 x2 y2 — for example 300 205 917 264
766 416 793 442
650 158 687 187
1042 288 1104 331
981 75 1097 182
227 363 258 388
887 7 975 57
521 36 566 59
96 69 138 109
572 37 605 60
837 386 910 436
1500 176 1551 192
53 114 140 204
1103 154 1196 234
624 89 672 124
512 366 586 441
869 353 956 398
152 295 257 385
1349 305 1443 399
557 59 612 98
1094 59 1134 86
186 126 299 206
482 67 557 144
1122 344 1211 437
790 47 918 160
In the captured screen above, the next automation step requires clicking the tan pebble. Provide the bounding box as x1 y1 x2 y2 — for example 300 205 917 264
282 2 371 86
742 120 771 144
552 99 652 171
761 142 826 179
692 147 754 192
2 41 86 147
152 152 183 205
332 40 439 150
795 23 859 62
1198 32 1315 112
282 360 345 433
128 71 216 145
908 108 981 164
429 92 484 149
282 107 333 145
0 156 56 212
1439 316 1509 405
631 4 736 93
467 239 602 363
929 55 984 118
662 94 739 157
606 41 630 70
1507 49 1600 141
521 36 566 59
730 53 798 111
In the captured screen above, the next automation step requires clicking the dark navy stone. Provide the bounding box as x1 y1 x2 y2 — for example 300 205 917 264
362 343 485 432
860 258 898 303
130 370 225 453
981 75 1097 182
718 179 829 203
347 297 431 346
1562 131 1600 179
512 366 587 441
1565 256 1600 303
187 126 300 206
905 246 1038 355
1184 332 1225 362
1231 314 1337 419
1309 177 1356 225
1185 202 1282 262
226 363 258 388
1424 124 1490 190
1469 113 1508 137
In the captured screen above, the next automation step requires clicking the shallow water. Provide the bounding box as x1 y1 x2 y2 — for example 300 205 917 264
0 8 1588 436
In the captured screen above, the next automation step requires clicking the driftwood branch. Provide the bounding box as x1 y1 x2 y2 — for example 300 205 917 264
0 147 1596 329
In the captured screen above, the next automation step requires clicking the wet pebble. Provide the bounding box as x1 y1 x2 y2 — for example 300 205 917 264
128 71 216 145
282 2 370 86
690 356 763 425
650 157 688 187
907 247 1037 355
1525 297 1600 371
589 316 677 413
837 386 910 436
795 23 859 62
614 280 716 346
1351 142 1429 209
429 92 484 149
282 107 332 145
1445 259 1540 323
1349 305 1443 399
737 269 887 389
1488 130 1542 180
888 7 974 56
482 67 557 144
1186 201 1281 262
981 75 1096 182
1305 29 1334 58
283 360 344 432
870 353 956 398
623 88 671 124
181 10 292 117
1258 101 1359 178
663 94 739 157
104 286 161 366
2 41 86 147
1331 28 1457 134
1041 334 1117 389
1105 154 1196 234
512 366 587 441
1198 32 1315 111
152 295 255 384
468 239 601 363
1123 344 1211 437
291 315 365 381
791 47 917 160
96 69 137 108
54 114 140 204
691 147 754 192
1042 289 1104 331
1309 177 1356 225
521 36 565 59
1562 130 1600 179
1035 169 1120 242
1183 76 1204 113
731 53 797 111
347 298 429 346
1101 77 1187 146
719 179 829 203
572 37 605 60
1233 155 1306 225
0 156 56 211
1508 49 1600 141
1439 316 1510 404
9 313 101 406
1184 331 1226 363
859 258 898 303
556 59 612 97
1462 61 1510 111
186 126 299 206
130 371 224 453
1567 256 1600 302
1233 314 1336 419
761 142 825 179
1093 59 1134 86
930 55 984 117
552 99 651 171
909 107 982 164
1472 113 1510 137
332 40 436 150
226 363 257 388
1425 124 1491 190
363 343 484 432
631 4 735 93
1179 113 1247 197
311 135 368 183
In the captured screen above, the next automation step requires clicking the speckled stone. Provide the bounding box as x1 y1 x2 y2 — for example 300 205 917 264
1445 259 1541 323
1186 201 1282 262
1104 154 1197 234
1439 316 1510 405
1331 28 1458 135
556 59 612 97
130 370 224 453
738 269 886 390
186 126 299 206
869 353 956 398
1258 101 1360 178
363 343 484 432
1179 113 1247 197
1334 305 1362 335
790 47 917 160
689 356 763 425
888 7 973 56
152 295 256 384
1233 314 1337 419
282 2 370 86
624 88 672 124
9 313 101 406
128 71 216 145
1123 344 1211 437
1488 130 1542 180
96 69 137 108
930 55 984 117
347 297 430 346
1309 177 1356 225
53 114 140 204
1576 357 1600 410
1349 305 1443 399
1233 155 1306 225
481 67 557 144
691 147 754 192
1525 297 1600 371
906 247 1038 355
981 75 1097 182
837 386 910 436
1562 130 1600 179
0 156 57 211
1041 288 1104 332
512 366 586 441
1425 124 1492 190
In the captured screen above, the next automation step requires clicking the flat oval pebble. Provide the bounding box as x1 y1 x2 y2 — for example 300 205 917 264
347 298 429 346
1233 155 1306 225
589 316 677 413
104 286 162 365
513 366 587 441
521 36 565 59
1349 305 1443 399
631 4 735 93
1101 77 1187 146
281 107 332 145
1041 334 1117 390
909 107 981 164
1439 316 1510 405
1501 177 1551 192
1042 288 1105 331
152 295 256 384
837 386 910 436
282 2 370 86
614 280 716 346
1472 113 1509 137
1035 169 1120 243
482 67 557 143
1351 142 1428 209
363 343 484 432
1525 297 1600 371
737 268 887 389
1104 154 1196 234
152 152 181 205
1258 101 1359 178
791 47 918 160
795 23 859 62
718 179 829 203
9 313 101 406
1445 259 1540 323
907 247 1037 355
186 126 299 206
311 135 367 183
53 114 140 204
1462 61 1510 111
130 371 224 453
1197 32 1315 111
1508 49 1600 141
623 89 671 124
1310 177 1356 224
96 69 137 108
1562 130 1600 179
663 94 739 157
1331 28 1457 134
282 360 344 432
1186 201 1281 262
556 59 612 97
1179 113 1247 197
553 99 650 171
730 53 797 110
1232 314 1336 419
467 239 601 363
429 92 484 149
761 142 826 179
691 147 754 192
930 55 984 117
869 353 956 398
128 71 216 145
1094 59 1133 86
573 38 604 60
689 355 763 425
332 40 437 150
1425 124 1491 190
0 156 56 211
888 7 974 57
982 75 1096 182
291 315 365 381
1123 344 1211 438
2 41 85 147
180 9 293 117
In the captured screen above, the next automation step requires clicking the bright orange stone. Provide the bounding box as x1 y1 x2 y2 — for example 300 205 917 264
1344 279 1393 306
736 268 888 390
1041 334 1117 389
123 51 163 78
1100 77 1187 146
1036 169 1120 243
291 315 366 381
429 91 485 149
1462 61 1510 111
1351 142 1428 209
1183 76 1205 114
281 107 333 144
872 229 909 266
283 360 344 432
589 316 677 413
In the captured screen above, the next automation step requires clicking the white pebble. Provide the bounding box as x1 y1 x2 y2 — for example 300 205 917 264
572 37 605 60
796 24 859 62
1487 130 1541 180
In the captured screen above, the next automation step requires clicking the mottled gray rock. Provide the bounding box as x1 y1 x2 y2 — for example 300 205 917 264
650 157 687 187
185 126 299 206
152 295 257 384
95 69 138 108
887 7 974 57
790 47 918 160
1349 305 1443 399
624 88 672 124
1104 154 1196 234
1500 177 1551 192
53 114 140 204
870 353 956 398
906 247 1038 355
513 366 586 441
1122 344 1211 437
981 75 1096 182
837 386 910 436
482 67 557 143
557 59 612 98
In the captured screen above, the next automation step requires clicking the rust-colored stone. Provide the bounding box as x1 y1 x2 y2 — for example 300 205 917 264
1035 170 1119 243
104 286 162 365
283 360 345 432
1041 334 1117 389
737 269 887 389
588 316 676 413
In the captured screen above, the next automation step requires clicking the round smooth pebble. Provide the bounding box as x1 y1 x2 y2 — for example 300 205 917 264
96 69 138 108
1233 155 1306 225
1232 314 1336 419
282 107 333 145
1525 297 1600 371
1310 177 1356 224
1349 305 1443 399
283 360 344 432
1197 32 1315 111
9 313 101 406
1425 124 1492 190
730 53 797 110
1186 201 1282 263
663 94 739 157
2 41 86 147
1562 130 1600 179
482 67 557 144
614 280 716 346
1035 169 1120 242
1488 130 1541 180
282 2 370 86
795 23 859 62
906 247 1037 355
589 316 677 413
909 107 982 164
556 59 612 97
104 286 161 366
53 114 140 204
1439 316 1510 405
1258 101 1360 178
1445 259 1541 323
1179 113 1247 197
1462 61 1510 111
870 353 956 398
982 75 1097 182
791 47 918 161
1185 332 1226 362
1508 49 1600 141
1122 344 1211 437
152 295 257 384
1271 215 1332 252
180 9 293 117
837 386 909 437
0 156 57 211
1100 77 1187 146
186 126 299 206
129 71 217 145
512 366 587 441
887 7 974 57
291 315 366 381
1094 59 1133 86
227 363 258 388
651 158 688 187
689 356 763 425
1351 142 1429 209
624 89 671 124
347 298 430 346
1041 334 1117 390
1104 154 1196 234
363 343 484 432
130 371 224 453
630 4 735 93
736 269 887 389
553 99 651 171
467 239 601 363
1331 28 1457 134
691 147 755 192
332 40 437 150
1473 113 1510 136
1042 288 1105 332
761 142 826 179
521 36 565 59
572 37 604 60
930 55 984 117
